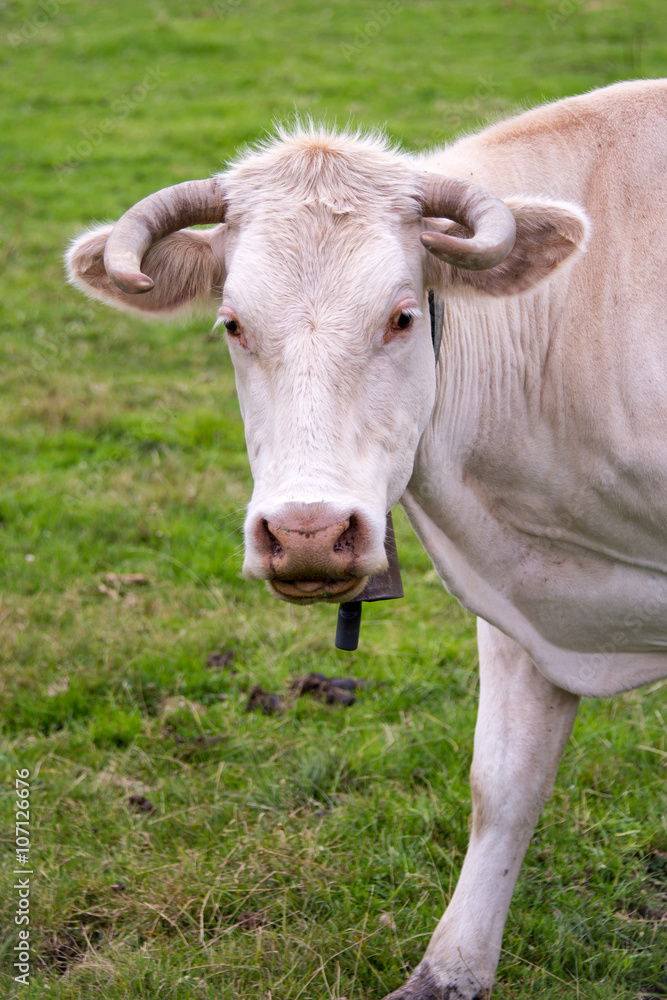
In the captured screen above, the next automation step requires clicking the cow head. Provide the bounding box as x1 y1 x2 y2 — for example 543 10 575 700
67 126 587 603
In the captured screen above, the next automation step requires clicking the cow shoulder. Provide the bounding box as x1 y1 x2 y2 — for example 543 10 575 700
66 223 226 317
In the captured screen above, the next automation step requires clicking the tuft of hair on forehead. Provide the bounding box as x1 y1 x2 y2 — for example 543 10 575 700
221 118 421 219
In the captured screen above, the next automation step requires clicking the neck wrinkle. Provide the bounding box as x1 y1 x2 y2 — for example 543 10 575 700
420 282 562 474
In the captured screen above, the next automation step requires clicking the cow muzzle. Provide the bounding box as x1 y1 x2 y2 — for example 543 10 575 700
244 502 387 604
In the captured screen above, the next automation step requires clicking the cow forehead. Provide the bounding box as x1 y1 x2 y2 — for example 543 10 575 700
221 124 421 223
218 127 426 345
224 213 419 323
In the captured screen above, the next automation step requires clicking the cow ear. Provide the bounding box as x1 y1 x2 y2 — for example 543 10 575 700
66 223 226 317
445 198 590 297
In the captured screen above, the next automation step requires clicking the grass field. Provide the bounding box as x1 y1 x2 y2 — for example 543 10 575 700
1 1 667 997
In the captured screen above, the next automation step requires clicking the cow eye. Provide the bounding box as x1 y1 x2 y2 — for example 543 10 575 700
389 309 415 333
383 304 419 345
214 308 248 349
394 311 413 330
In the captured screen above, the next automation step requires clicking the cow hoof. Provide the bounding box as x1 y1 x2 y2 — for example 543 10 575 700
381 962 488 1000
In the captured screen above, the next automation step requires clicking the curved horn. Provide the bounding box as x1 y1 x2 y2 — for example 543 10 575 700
419 174 516 271
103 178 226 294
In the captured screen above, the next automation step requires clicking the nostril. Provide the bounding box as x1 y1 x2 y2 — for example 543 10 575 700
261 519 284 558
333 514 357 554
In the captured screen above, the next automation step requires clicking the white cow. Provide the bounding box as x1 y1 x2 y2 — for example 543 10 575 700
67 79 667 999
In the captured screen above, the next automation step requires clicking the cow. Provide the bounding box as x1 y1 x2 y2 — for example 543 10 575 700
66 78 667 999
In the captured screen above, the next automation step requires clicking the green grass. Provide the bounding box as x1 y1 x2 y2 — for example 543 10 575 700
1 1 667 997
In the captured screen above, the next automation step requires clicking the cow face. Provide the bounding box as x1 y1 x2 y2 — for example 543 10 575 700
219 186 437 602
67 127 587 603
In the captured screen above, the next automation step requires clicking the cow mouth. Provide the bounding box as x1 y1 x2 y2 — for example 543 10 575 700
267 576 369 605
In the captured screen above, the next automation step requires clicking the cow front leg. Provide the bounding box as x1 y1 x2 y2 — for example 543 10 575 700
382 619 580 1000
